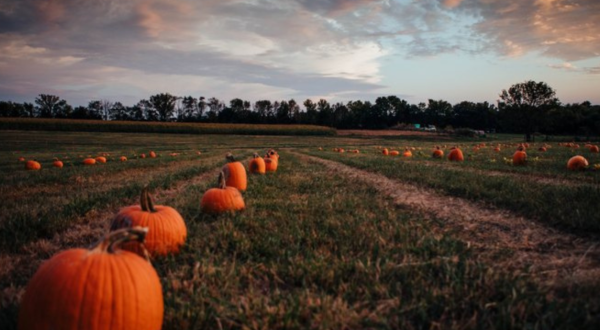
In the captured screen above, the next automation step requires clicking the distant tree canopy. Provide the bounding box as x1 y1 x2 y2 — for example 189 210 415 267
1 82 600 138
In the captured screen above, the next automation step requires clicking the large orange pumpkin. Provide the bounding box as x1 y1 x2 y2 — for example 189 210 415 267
222 153 247 191
249 153 266 174
567 155 589 171
448 147 464 162
110 188 187 257
512 149 527 166
264 157 278 172
25 160 41 170
18 227 164 330
201 171 245 214
432 146 444 159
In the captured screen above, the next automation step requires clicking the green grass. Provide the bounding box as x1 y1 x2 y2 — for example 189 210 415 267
0 130 598 329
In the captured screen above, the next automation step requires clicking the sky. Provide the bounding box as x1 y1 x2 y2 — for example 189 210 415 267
0 0 599 107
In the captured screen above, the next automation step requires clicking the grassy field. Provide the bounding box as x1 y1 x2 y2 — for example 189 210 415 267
1 130 599 329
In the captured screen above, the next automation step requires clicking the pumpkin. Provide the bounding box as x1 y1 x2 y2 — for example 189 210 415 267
95 156 107 163
266 149 279 160
52 159 63 168
538 147 547 152
589 145 599 153
110 188 187 257
140 153 147 159
25 160 41 170
432 146 444 158
402 149 412 157
389 150 400 156
512 150 527 166
120 156 128 162
222 153 247 191
567 155 589 171
448 147 464 162
18 227 164 330
264 157 278 172
249 153 266 174
201 171 245 214
18 156 25 162
382 148 389 156
149 151 157 158
83 158 96 165
494 147 501 152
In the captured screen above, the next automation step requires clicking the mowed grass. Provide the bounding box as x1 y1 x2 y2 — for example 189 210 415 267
0 130 599 329
302 145 600 233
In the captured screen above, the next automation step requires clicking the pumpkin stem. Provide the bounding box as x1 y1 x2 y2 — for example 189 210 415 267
225 152 235 162
93 227 150 261
140 187 157 213
218 170 227 189
253 152 260 159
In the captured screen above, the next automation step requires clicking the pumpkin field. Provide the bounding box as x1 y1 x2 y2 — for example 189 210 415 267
1 129 599 329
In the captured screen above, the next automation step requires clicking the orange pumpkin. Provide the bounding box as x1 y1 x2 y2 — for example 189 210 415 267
494 147 501 152
95 156 107 163
52 159 63 168
512 150 527 166
249 153 266 174
149 151 157 158
389 150 400 156
538 147 547 152
567 155 589 171
266 149 279 160
110 188 187 257
432 147 444 159
25 160 41 170
18 227 164 330
140 153 147 159
18 156 25 162
120 156 128 162
222 153 247 191
264 157 278 172
201 172 245 214
83 158 96 165
382 148 389 156
448 147 464 162
402 149 412 157
589 145 599 153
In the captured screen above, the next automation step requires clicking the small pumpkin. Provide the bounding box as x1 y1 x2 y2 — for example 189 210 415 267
494 147 501 152
266 149 279 160
52 159 63 168
448 147 464 162
18 227 164 330
18 156 25 162
389 150 400 156
83 158 96 165
222 153 247 191
25 160 41 170
589 145 599 153
249 153 266 174
567 155 589 171
140 153 147 159
402 149 412 157
264 157 278 172
432 146 444 159
149 151 157 158
512 149 527 166
95 156 107 163
538 146 547 152
201 171 245 214
110 188 187 257
120 156 128 162
382 148 389 156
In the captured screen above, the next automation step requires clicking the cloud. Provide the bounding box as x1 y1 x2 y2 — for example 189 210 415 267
548 62 578 71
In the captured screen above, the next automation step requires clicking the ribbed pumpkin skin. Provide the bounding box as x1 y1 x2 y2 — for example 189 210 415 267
448 148 464 161
512 151 527 166
264 158 278 172
18 248 163 330
25 160 41 170
201 187 245 214
249 157 266 174
83 158 96 165
567 155 589 170
432 149 444 158
223 162 247 191
111 206 187 257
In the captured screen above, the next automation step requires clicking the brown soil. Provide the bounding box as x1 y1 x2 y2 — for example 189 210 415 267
295 152 600 288
337 129 446 137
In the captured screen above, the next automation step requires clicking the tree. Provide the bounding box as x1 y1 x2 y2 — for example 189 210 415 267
148 93 177 121
498 80 559 141
35 94 69 118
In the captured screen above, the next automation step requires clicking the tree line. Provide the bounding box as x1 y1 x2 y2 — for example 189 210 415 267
1 81 599 139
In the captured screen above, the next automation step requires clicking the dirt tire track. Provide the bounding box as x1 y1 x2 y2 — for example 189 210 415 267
294 151 600 288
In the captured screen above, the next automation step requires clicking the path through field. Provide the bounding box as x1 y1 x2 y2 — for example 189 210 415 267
295 151 600 288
